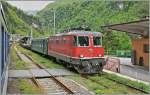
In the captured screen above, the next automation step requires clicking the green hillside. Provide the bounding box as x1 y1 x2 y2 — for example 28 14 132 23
2 1 149 50
2 2 42 37
38 0 149 50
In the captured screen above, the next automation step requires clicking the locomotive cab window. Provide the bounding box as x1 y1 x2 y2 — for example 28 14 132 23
78 36 89 46
93 36 102 46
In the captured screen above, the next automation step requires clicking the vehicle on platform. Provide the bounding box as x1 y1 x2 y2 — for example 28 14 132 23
0 3 10 95
31 30 105 74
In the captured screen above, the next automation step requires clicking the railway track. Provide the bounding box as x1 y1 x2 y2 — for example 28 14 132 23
80 75 109 89
81 73 149 94
16 48 94 95
16 47 149 94
23 53 74 94
36 78 71 95
15 48 42 89
104 76 149 94
15 48 74 94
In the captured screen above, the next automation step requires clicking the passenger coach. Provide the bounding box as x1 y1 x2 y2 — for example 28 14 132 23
1 3 10 95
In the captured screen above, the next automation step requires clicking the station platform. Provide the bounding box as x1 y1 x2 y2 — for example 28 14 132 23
111 57 149 83
103 69 149 85
120 64 149 82
104 56 149 83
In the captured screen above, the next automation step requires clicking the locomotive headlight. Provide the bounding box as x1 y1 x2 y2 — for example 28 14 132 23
80 54 84 58
98 54 102 57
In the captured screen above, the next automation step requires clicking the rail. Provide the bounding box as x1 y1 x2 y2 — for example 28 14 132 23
81 75 109 88
105 76 149 94
17 47 148 94
23 53 74 94
15 48 43 89
81 74 149 94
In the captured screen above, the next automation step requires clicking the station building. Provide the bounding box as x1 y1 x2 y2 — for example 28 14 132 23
104 18 149 70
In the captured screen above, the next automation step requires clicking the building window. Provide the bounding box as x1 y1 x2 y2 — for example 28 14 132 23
143 44 149 53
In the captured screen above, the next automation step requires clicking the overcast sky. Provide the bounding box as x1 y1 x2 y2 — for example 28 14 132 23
7 1 55 11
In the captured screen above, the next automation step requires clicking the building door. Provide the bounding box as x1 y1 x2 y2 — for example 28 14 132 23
131 50 136 65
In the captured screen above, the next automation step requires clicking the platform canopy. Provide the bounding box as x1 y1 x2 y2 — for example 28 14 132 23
102 18 149 37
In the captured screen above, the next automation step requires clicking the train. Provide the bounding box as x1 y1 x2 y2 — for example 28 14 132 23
30 30 105 74
0 3 10 95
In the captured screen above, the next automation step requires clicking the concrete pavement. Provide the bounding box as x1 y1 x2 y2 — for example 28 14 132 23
105 56 149 83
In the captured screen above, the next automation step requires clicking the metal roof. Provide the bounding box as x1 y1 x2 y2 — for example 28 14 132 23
102 19 149 37
55 30 103 36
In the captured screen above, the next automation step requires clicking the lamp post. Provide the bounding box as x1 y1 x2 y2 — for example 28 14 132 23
48 9 56 35
30 26 32 43
53 9 56 35
49 20 52 35
49 9 56 35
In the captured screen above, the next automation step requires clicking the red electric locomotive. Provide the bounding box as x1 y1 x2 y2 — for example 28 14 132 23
48 30 105 74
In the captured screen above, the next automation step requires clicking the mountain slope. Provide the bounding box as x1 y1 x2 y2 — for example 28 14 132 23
38 0 149 50
2 2 42 37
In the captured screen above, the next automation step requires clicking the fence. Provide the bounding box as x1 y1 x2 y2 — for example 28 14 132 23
105 50 131 57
